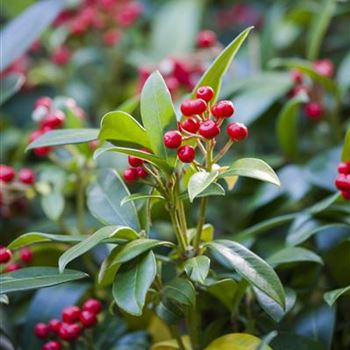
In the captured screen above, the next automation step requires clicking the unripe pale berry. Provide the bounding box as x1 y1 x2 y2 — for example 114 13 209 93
313 59 334 77
42 341 62 350
0 247 12 264
48 319 62 334
227 122 248 141
128 155 144 167
337 162 350 175
304 102 323 119
79 310 97 328
180 117 200 133
20 247 33 263
199 120 220 139
197 30 217 48
18 168 35 185
0 165 15 183
62 306 81 324
34 323 49 339
163 130 182 149
177 146 195 163
83 298 102 314
4 263 21 272
123 168 138 183
211 100 234 118
136 167 148 179
58 323 81 341
196 86 214 102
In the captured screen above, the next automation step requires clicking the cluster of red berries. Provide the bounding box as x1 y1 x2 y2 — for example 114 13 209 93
0 246 33 273
161 86 248 163
0 165 35 185
123 154 149 183
34 298 102 350
335 162 350 200
50 0 143 66
290 59 334 120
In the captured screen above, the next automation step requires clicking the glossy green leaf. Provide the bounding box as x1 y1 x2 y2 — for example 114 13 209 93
113 251 156 316
121 193 165 206
180 183 225 200
341 128 350 162
26 128 99 150
162 278 195 306
98 246 122 287
184 256 210 283
204 333 272 350
277 92 308 160
0 0 64 71
206 240 285 307
59 226 137 272
187 223 214 243
267 247 323 266
219 158 280 187
87 169 140 230
140 71 177 167
94 146 172 173
193 26 254 102
205 278 238 311
188 170 219 202
324 285 350 306
0 267 88 293
99 111 151 149
41 189 64 221
155 299 184 325
8 232 86 249
0 73 25 105
254 287 296 322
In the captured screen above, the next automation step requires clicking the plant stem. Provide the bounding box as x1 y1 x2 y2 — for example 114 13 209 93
213 140 234 163
187 306 201 350
169 325 186 350
193 197 208 251
169 208 187 253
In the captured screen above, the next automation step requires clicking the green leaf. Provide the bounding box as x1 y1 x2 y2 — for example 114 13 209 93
162 278 195 306
98 246 122 287
307 0 336 60
87 169 140 230
184 256 210 283
187 223 214 243
341 128 350 162
206 240 285 307
41 189 64 221
324 286 350 306
117 95 140 114
94 146 172 174
254 287 296 323
113 251 156 316
0 294 9 304
99 111 151 149
0 267 88 293
192 26 254 102
205 279 238 311
140 71 177 167
204 333 272 350
156 299 184 325
0 73 25 105
121 193 165 206
0 0 64 71
8 232 86 249
26 128 99 150
180 183 225 200
108 238 173 265
308 192 341 215
277 92 309 161
59 226 137 272
267 247 323 267
337 51 350 93
219 158 280 187
188 170 219 202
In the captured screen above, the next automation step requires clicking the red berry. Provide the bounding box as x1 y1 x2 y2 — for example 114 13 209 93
51 47 70 66
58 323 81 341
18 168 35 185
0 247 12 264
197 30 217 48
34 323 49 339
180 117 200 133
29 130 52 156
196 86 215 102
177 146 195 163
40 111 65 129
48 319 62 334
338 162 350 175
103 30 122 46
79 310 97 328
82 298 102 314
4 263 21 272
62 306 81 324
211 100 235 118
341 190 350 200
163 130 182 149
34 97 52 110
0 165 15 183
335 174 350 191
42 341 62 350
304 102 324 119
291 70 303 84
128 156 144 167
136 167 148 179
227 122 248 141
313 59 334 77
20 247 33 263
123 168 138 183
180 99 207 116
180 100 194 116
199 120 220 139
